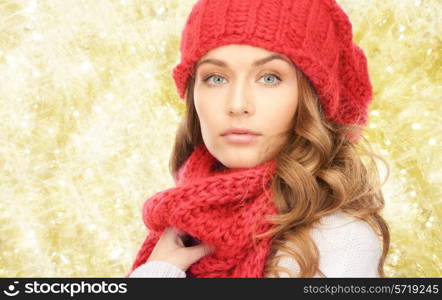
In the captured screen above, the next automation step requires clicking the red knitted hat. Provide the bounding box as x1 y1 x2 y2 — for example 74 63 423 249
172 0 373 136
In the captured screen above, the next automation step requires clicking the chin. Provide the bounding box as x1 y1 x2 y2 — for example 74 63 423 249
207 143 265 169
218 155 261 169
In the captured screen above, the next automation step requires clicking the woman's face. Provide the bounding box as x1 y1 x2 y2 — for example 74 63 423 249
193 44 299 168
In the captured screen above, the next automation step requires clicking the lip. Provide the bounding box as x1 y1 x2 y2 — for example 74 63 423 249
220 127 261 144
222 133 260 144
221 127 261 136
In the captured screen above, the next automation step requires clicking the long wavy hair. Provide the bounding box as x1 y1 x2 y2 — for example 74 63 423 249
168 64 391 277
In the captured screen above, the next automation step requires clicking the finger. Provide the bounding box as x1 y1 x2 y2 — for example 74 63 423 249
167 227 189 247
159 227 177 244
170 226 187 238
160 227 173 240
186 243 215 261
174 227 187 238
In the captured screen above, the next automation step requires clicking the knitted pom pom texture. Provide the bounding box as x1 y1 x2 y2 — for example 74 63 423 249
172 0 373 130
128 143 278 278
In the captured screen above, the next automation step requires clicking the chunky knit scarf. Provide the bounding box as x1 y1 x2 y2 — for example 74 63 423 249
128 143 278 278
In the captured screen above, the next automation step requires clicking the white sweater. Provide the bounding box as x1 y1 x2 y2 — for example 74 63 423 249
129 209 382 278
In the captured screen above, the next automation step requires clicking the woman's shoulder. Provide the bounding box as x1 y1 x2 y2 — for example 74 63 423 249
274 209 381 256
310 209 382 252
271 210 383 277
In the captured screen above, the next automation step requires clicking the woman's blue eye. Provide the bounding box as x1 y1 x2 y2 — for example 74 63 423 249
260 74 280 84
203 73 281 86
206 74 226 85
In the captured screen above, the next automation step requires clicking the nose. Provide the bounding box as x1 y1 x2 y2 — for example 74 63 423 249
226 81 255 116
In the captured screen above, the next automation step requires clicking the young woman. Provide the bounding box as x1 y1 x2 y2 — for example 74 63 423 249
127 0 391 278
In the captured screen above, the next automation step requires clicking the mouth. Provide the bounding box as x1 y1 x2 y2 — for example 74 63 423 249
222 133 260 144
220 127 261 136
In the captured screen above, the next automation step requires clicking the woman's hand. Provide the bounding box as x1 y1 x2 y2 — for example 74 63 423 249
146 227 215 272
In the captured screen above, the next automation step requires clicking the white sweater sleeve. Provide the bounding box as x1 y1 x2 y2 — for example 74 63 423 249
312 215 383 277
128 261 186 278
268 211 382 278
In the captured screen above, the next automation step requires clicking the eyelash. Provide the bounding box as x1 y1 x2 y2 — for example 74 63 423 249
202 72 282 88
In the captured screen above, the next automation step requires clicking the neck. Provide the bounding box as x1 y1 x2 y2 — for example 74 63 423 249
211 160 227 172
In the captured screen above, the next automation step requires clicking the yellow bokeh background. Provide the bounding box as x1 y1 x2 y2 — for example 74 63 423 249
0 0 440 277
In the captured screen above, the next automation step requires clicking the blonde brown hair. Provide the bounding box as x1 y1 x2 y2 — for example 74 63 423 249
169 65 390 277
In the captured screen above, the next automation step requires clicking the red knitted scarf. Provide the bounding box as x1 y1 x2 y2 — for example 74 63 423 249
128 143 278 278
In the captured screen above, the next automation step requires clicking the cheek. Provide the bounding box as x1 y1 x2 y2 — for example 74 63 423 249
194 98 220 134
260 99 297 134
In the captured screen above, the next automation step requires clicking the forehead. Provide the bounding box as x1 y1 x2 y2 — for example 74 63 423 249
196 45 294 69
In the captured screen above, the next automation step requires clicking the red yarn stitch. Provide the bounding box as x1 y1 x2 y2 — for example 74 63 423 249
127 143 278 278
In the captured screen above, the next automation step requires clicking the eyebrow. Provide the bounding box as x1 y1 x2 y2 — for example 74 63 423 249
196 54 292 69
